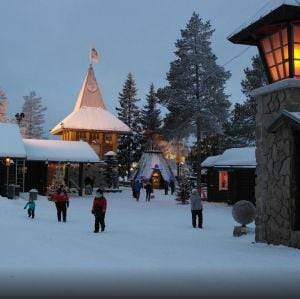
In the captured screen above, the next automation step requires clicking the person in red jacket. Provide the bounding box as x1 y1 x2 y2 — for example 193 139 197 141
53 185 69 222
91 188 107 233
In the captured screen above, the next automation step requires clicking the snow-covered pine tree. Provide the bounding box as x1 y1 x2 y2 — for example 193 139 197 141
223 55 267 148
158 13 231 137
104 154 118 189
21 91 47 139
116 73 143 177
157 12 231 187
176 170 190 204
0 89 9 123
141 83 162 149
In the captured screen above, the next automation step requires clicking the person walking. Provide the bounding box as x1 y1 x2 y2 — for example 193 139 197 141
169 179 175 195
145 181 153 202
133 179 142 201
164 180 169 195
53 185 69 222
190 188 203 228
91 189 107 233
24 198 36 219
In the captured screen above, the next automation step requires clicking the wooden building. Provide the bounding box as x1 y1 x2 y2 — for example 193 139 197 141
0 124 26 197
50 64 130 158
0 123 100 197
23 139 100 195
202 147 256 205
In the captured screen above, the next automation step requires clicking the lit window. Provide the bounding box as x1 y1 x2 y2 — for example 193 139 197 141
219 171 228 191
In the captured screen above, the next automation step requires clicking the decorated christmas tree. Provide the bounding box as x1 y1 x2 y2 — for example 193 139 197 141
47 166 68 200
176 170 190 204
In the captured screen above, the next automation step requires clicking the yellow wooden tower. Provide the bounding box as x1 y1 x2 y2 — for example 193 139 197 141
50 63 130 158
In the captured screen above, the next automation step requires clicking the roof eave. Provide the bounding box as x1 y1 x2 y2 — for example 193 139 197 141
228 4 300 45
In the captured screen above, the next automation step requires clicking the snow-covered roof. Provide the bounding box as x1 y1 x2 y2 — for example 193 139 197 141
104 151 117 156
202 147 256 168
23 139 100 162
0 123 26 158
201 155 221 168
228 1 300 45
50 106 131 134
134 150 176 182
268 109 300 132
51 64 130 135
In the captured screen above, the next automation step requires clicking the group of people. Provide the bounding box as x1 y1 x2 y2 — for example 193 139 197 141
23 185 107 233
130 178 203 228
23 181 203 231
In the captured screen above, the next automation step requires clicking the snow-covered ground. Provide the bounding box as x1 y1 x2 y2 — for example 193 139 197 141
1 187 300 296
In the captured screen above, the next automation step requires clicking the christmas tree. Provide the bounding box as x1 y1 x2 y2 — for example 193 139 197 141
47 166 68 200
176 170 190 204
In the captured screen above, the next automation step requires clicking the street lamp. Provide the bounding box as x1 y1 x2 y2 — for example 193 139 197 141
15 112 25 127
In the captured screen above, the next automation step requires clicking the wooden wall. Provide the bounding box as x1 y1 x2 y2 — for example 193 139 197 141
206 167 256 205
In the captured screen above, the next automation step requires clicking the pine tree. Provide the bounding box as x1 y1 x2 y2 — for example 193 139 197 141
158 12 231 138
223 55 267 147
21 91 47 139
157 12 231 187
0 89 9 123
176 170 190 204
104 154 119 189
116 73 143 177
141 83 162 149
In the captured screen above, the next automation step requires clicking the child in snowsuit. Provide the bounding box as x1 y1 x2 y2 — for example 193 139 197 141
53 185 69 222
91 189 107 233
24 198 36 219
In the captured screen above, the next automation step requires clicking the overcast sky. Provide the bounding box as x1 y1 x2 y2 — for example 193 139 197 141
0 0 281 137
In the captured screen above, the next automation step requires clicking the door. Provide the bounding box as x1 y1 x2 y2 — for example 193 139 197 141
152 172 161 189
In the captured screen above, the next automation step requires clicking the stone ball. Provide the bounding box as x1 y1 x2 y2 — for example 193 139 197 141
232 200 256 225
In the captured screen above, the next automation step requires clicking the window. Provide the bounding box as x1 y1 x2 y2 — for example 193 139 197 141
104 133 112 145
219 171 228 191
89 132 99 143
76 131 86 141
260 28 289 81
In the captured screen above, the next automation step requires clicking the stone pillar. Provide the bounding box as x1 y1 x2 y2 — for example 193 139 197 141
253 79 300 247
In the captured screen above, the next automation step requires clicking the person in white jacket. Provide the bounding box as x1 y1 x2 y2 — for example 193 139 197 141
190 188 203 228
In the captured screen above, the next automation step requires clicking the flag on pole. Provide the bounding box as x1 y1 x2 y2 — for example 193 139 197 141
90 48 100 63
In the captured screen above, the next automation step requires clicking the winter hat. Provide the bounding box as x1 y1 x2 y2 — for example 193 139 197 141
96 189 103 195
192 188 198 195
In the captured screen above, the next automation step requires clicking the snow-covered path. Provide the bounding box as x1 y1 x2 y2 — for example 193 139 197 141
0 187 300 296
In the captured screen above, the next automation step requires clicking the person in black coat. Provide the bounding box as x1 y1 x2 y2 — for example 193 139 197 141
145 181 153 202
169 179 175 195
164 180 169 195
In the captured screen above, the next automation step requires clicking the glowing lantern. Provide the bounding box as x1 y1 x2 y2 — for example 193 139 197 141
5 158 11 167
228 3 300 83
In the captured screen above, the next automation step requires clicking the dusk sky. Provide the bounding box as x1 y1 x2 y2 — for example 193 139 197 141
0 0 281 137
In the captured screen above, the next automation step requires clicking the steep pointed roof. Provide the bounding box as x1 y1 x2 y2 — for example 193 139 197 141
133 150 176 182
50 64 131 135
73 64 106 111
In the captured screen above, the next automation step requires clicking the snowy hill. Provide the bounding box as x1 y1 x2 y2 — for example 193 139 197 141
1 188 300 296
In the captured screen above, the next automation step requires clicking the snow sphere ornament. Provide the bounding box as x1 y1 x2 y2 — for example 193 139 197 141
232 200 256 226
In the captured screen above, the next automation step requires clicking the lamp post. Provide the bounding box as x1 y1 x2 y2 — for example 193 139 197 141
15 112 25 127
228 4 300 83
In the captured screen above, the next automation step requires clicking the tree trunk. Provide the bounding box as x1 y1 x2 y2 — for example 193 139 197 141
196 117 201 190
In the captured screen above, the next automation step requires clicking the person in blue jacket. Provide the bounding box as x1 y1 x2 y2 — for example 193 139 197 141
24 198 36 219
